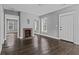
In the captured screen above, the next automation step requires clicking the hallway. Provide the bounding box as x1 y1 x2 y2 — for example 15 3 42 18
1 35 79 55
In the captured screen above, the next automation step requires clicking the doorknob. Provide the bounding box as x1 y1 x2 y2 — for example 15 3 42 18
60 27 62 28
60 29 62 30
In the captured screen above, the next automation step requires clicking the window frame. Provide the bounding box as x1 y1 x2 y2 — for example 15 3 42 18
41 17 47 33
7 19 17 33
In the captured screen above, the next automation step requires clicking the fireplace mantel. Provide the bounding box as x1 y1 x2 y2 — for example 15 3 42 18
23 28 32 39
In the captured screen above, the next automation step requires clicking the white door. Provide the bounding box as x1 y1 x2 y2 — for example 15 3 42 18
59 12 74 42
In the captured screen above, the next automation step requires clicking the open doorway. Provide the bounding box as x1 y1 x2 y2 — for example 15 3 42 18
4 10 20 47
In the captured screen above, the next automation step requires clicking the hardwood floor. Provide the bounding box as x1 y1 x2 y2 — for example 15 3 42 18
1 35 79 55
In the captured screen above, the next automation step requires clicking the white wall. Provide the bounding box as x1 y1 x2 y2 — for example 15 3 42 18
20 12 39 38
0 5 4 53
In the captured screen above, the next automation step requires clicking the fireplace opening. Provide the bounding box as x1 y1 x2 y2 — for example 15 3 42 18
23 28 32 38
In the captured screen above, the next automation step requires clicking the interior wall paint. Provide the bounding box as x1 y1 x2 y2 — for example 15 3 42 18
40 13 59 37
20 11 39 38
39 4 79 45
0 5 4 53
39 5 77 39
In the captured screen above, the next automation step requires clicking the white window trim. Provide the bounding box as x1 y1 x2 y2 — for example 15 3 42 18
41 17 47 33
34 20 37 31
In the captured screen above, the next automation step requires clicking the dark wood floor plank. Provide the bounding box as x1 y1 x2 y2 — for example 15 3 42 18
1 35 79 55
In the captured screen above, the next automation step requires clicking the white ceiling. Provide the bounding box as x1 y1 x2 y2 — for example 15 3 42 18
3 4 73 16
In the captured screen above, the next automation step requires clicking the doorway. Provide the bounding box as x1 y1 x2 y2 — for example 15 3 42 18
59 12 74 42
5 14 19 46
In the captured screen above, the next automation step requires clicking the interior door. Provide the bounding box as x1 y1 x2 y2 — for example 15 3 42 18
59 12 74 42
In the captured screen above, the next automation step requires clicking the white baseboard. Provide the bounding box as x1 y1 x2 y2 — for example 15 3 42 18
19 37 23 39
35 33 59 39
74 41 79 45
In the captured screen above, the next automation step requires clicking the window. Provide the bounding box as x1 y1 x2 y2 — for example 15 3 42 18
7 19 17 32
41 17 47 33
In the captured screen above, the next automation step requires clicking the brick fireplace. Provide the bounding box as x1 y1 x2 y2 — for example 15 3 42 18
23 28 32 38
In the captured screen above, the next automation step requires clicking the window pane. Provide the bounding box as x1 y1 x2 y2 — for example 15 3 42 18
41 17 47 33
7 19 17 32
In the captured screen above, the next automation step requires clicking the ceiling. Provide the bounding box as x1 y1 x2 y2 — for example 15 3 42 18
3 4 73 16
